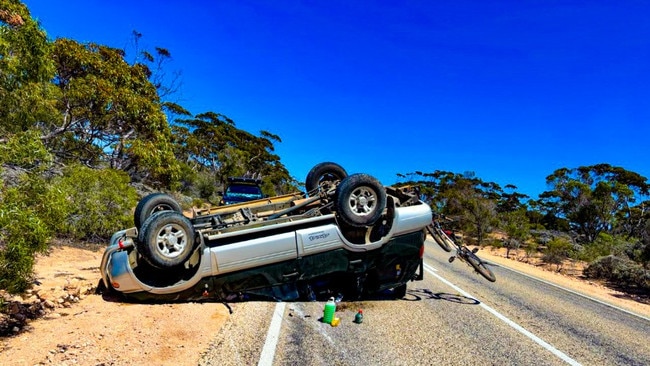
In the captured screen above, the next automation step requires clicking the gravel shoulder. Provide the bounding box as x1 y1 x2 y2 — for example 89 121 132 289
0 245 230 366
1 243 648 365
478 247 650 319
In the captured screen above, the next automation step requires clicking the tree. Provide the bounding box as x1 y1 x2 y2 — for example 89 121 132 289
497 184 529 213
47 38 180 187
398 170 501 245
172 112 297 196
0 0 59 141
542 237 574 272
540 164 650 243
501 208 530 258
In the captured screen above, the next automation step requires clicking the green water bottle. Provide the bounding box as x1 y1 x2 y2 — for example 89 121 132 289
323 297 336 324
354 309 364 324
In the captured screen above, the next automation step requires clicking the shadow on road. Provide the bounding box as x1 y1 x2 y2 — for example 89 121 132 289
402 288 480 305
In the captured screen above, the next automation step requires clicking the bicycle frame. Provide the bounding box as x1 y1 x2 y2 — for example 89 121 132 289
428 215 496 282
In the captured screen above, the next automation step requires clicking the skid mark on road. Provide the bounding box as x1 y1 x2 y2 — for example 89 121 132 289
423 262 582 366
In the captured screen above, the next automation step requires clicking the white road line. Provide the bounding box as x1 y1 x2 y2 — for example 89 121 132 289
258 302 286 366
423 263 582 366
496 264 650 322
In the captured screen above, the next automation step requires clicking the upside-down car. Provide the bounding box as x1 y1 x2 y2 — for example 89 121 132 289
99 162 432 302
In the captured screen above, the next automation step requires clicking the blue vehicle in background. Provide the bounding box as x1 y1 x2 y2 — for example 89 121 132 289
221 176 265 205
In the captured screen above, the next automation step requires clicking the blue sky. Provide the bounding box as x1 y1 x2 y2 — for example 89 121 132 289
24 1 650 198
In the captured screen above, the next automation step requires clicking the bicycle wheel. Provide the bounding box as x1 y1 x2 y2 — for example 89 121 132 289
466 252 496 282
427 225 452 252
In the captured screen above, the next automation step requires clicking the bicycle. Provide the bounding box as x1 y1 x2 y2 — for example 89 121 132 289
427 215 496 282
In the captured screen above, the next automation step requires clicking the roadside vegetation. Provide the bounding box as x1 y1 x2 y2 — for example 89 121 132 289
1 0 648 301
0 1 298 294
397 166 650 295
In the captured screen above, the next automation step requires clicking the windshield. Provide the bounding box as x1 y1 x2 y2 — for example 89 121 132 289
225 184 263 198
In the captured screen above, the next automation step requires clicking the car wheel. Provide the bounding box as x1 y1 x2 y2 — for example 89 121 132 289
134 193 183 230
137 211 196 269
305 162 348 196
335 173 387 227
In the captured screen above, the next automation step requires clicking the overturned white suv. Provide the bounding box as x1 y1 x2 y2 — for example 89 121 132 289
99 162 432 302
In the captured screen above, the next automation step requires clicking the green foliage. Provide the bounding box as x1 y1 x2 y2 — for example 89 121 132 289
172 113 297 194
1 1 58 136
542 237 574 267
539 164 650 243
0 1 300 295
0 177 51 293
577 232 629 262
625 240 650 267
501 208 530 241
5 172 65 234
194 171 219 203
486 237 504 249
584 255 649 291
48 38 182 187
0 1 54 85
0 129 52 169
396 170 525 245
524 241 539 259
47 165 138 240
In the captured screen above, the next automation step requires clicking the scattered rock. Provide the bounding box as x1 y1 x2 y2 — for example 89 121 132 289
0 279 97 337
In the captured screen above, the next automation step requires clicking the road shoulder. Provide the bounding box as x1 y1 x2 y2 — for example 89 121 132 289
478 247 650 319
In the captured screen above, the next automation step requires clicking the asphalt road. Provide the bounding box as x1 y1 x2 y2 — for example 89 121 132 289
199 238 650 366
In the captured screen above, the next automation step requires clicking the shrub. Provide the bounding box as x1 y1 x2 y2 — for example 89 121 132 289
0 163 136 292
524 241 539 260
584 255 649 291
48 165 138 240
488 238 504 249
625 240 650 266
195 171 219 203
578 233 629 262
0 189 50 293
542 237 574 270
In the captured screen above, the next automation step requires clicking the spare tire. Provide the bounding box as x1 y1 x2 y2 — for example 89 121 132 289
305 162 348 196
137 211 196 269
134 193 182 230
335 173 387 227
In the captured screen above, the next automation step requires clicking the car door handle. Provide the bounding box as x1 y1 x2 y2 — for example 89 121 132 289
283 272 299 278
349 259 362 265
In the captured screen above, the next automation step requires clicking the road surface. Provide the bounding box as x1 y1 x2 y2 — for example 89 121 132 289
200 238 650 365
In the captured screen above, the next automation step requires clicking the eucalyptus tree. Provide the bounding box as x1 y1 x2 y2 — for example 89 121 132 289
540 164 650 243
173 112 296 196
397 170 502 245
0 0 58 140
48 38 180 187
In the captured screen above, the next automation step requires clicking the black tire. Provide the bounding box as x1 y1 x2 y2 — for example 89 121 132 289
134 193 182 230
335 173 387 227
438 229 457 251
427 225 452 252
305 162 348 196
466 253 497 282
137 211 196 269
